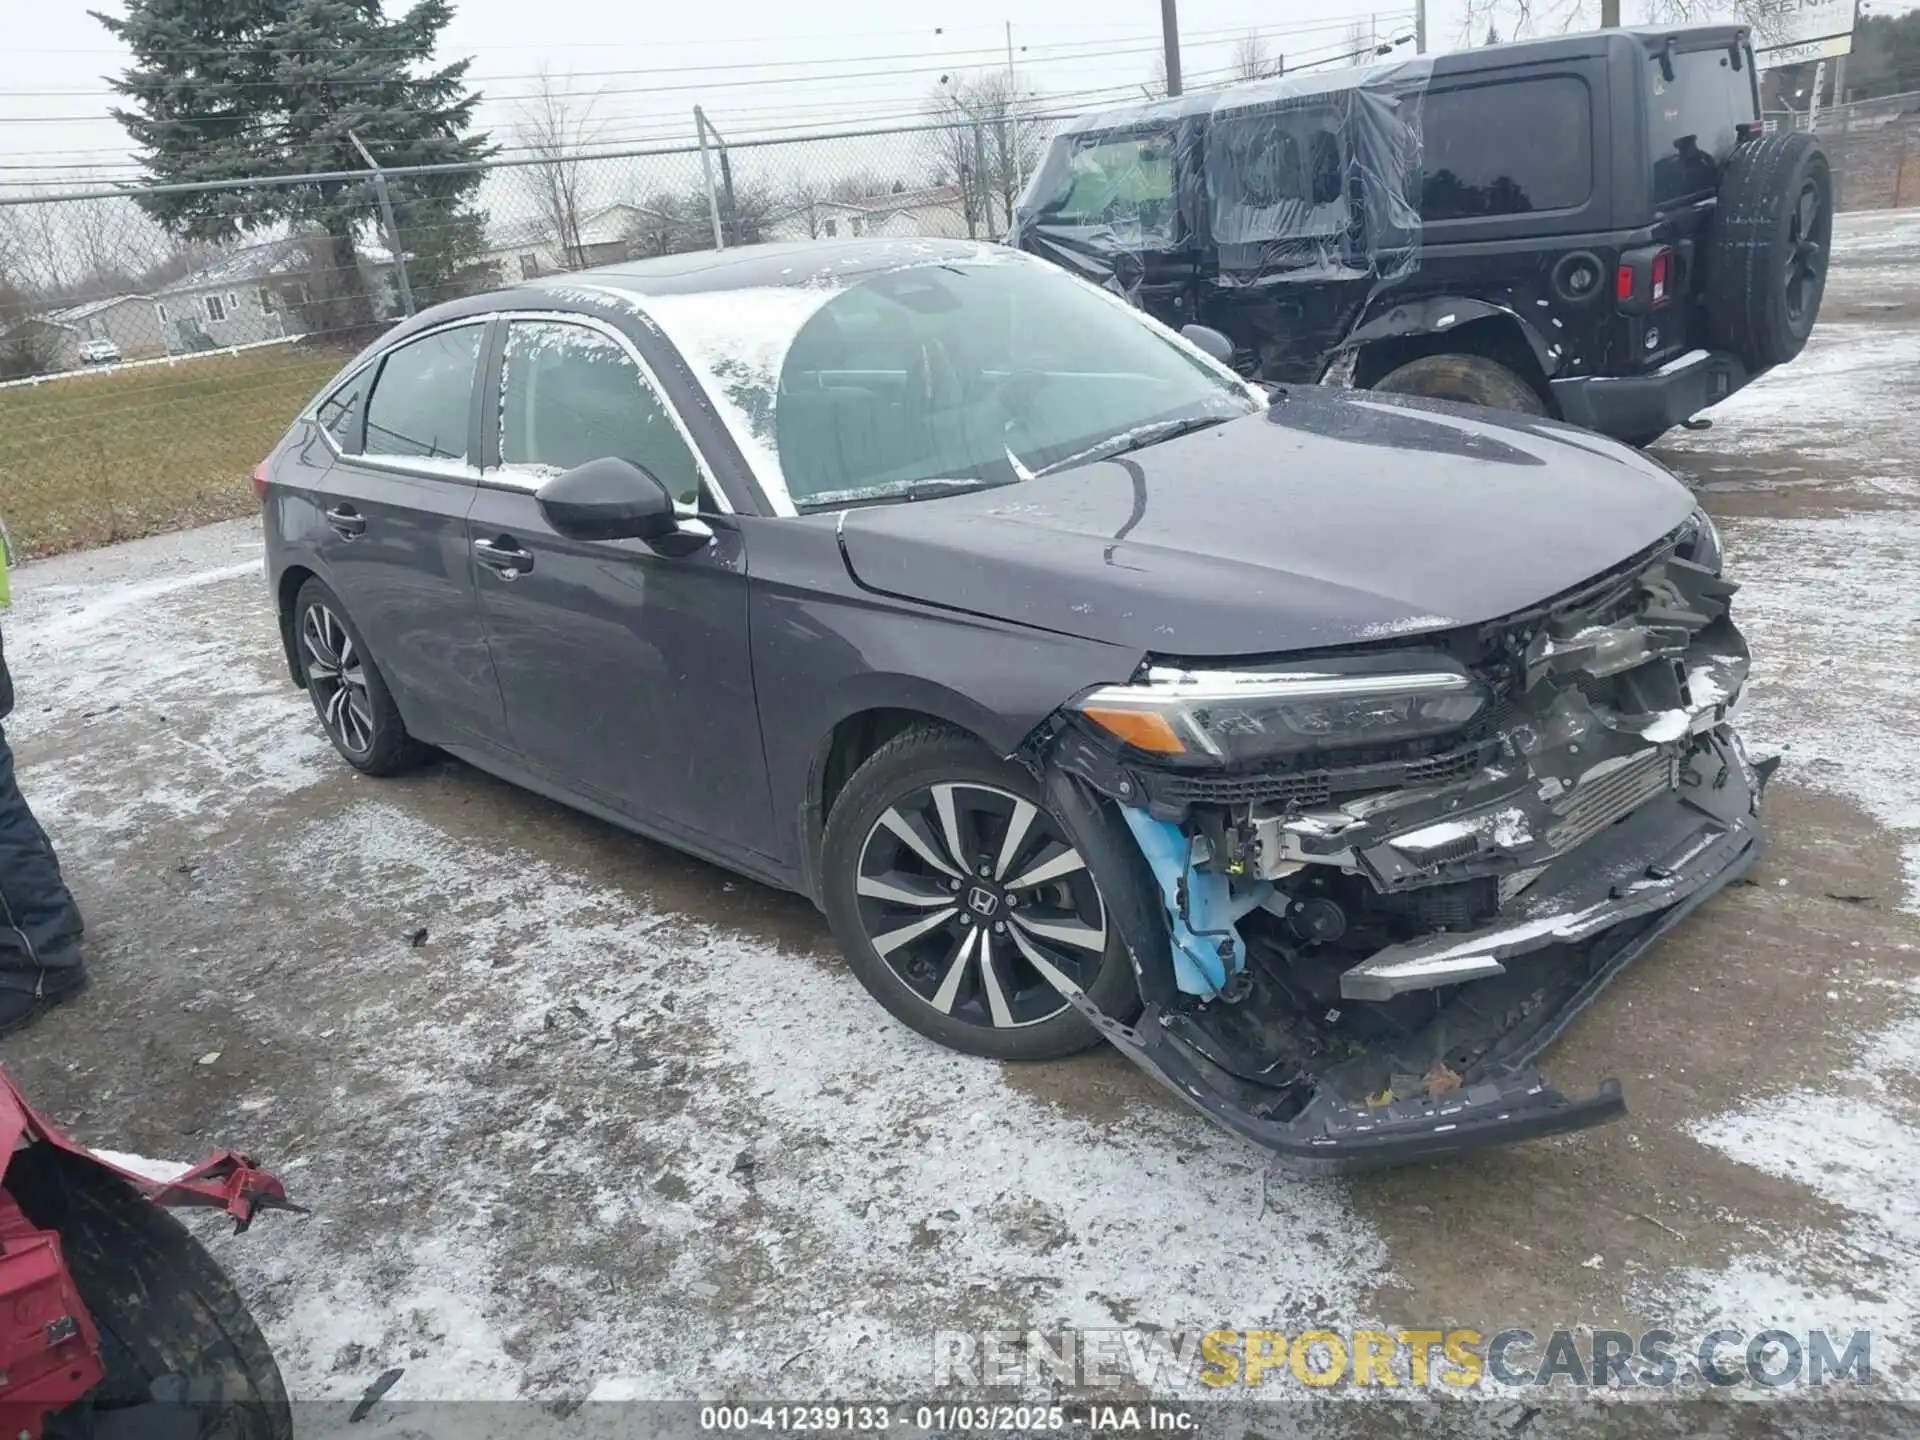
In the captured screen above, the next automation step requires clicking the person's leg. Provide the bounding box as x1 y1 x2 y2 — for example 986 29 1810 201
0 723 85 1033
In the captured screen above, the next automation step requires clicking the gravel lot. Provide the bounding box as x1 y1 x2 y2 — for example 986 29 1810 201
2 211 1916 1436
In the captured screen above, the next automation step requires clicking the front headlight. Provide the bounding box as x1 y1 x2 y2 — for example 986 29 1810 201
1073 663 1488 765
1681 506 1724 573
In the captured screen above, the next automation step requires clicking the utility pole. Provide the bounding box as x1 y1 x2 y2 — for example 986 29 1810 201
1600 0 1621 27
1415 0 1427 54
1160 0 1182 96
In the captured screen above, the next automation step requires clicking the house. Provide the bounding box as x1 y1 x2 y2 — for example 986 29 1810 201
0 293 167 372
147 238 317 354
479 203 653 281
764 185 974 243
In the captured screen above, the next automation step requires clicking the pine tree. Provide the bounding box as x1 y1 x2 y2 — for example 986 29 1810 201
94 0 494 324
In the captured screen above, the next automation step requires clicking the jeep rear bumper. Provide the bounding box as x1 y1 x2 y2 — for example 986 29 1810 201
1550 348 1751 440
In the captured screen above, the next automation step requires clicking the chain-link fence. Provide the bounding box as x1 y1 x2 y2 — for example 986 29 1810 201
1764 89 1920 210
0 112 1075 557
3 89 1915 558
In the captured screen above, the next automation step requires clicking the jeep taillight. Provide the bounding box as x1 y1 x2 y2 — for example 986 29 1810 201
1615 245 1677 312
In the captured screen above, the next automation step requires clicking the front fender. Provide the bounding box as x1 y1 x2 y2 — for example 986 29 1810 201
1343 295 1559 379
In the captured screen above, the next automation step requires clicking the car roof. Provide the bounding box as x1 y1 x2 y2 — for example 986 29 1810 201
516 237 1000 301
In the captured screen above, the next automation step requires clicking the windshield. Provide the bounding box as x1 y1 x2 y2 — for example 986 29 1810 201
643 255 1260 513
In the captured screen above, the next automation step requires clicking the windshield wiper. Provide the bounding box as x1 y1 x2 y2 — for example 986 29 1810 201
1034 414 1232 476
799 476 1003 511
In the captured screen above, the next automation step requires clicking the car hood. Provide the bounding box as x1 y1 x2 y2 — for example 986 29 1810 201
835 390 1698 658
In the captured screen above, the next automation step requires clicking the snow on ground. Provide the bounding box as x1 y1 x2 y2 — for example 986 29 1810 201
1635 213 1920 1370
1659 323 1920 473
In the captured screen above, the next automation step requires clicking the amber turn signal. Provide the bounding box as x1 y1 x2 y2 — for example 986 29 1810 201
1078 706 1187 754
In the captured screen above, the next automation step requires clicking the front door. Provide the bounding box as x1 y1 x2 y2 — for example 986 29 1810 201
306 320 509 752
467 315 774 856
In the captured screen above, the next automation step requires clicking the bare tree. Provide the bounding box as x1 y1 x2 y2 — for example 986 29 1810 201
516 69 604 270
926 71 1047 236
781 177 831 239
1146 52 1169 98
924 82 993 237
1459 0 1799 47
1231 31 1272 81
1342 21 1373 66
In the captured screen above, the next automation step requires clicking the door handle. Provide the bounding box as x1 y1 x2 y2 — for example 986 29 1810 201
324 505 366 538
473 536 534 579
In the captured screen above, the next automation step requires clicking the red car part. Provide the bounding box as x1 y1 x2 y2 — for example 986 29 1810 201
0 1067 294 1439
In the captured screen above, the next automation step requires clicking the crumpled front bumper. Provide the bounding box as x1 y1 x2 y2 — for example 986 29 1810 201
1073 727 1764 1169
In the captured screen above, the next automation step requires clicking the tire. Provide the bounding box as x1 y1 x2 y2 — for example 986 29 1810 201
7 1146 292 1439
1371 353 1547 415
293 577 423 776
820 724 1140 1061
1706 132 1832 372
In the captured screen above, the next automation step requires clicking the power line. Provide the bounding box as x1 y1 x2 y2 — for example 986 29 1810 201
0 16 1411 124
0 23 1419 186
0 16 1398 100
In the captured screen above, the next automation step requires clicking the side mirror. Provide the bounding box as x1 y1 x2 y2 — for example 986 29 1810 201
536 457 680 543
1180 324 1235 365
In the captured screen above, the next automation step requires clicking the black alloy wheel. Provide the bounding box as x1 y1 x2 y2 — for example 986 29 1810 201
855 779 1106 1031
300 599 374 758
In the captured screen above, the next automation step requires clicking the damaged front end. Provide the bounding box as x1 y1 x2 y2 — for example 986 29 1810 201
1039 512 1766 1167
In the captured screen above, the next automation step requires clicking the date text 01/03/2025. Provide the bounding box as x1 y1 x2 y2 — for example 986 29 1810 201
699 1403 1198 1432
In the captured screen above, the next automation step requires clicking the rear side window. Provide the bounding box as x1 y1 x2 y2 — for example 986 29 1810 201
315 370 368 454
499 320 704 507
362 325 484 463
1650 48 1756 206
1420 77 1593 220
1209 109 1348 243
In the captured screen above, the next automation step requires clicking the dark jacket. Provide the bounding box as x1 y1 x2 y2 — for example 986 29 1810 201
0 625 12 721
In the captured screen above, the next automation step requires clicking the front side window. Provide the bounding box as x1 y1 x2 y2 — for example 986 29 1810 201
1649 47 1757 206
1420 76 1594 220
1033 131 1178 246
362 325 484 462
498 321 704 507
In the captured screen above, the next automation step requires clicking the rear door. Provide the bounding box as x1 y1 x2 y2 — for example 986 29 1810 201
465 313 774 855
310 319 510 753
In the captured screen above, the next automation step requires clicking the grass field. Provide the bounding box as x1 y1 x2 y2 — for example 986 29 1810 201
0 343 353 558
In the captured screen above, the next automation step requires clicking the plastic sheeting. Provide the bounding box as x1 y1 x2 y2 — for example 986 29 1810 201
1011 59 1434 299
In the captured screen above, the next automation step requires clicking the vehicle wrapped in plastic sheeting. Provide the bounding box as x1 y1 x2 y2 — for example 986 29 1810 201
1011 61 1433 378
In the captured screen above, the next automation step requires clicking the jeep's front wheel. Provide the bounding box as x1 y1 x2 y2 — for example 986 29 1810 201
1371 354 1547 415
820 725 1139 1061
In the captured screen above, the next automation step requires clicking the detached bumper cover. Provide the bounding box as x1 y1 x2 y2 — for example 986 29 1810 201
1550 348 1751 439
1077 729 1764 1169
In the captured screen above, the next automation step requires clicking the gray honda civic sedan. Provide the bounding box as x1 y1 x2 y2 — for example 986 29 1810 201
261 238 1764 1166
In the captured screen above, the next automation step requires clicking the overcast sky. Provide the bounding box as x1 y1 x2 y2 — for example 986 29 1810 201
0 0 1901 191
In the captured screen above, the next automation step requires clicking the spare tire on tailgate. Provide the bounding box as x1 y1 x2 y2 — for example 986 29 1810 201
1705 131 1832 372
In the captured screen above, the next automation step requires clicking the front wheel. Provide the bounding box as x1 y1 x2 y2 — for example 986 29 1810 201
7 1147 293 1439
820 725 1140 1061
1372 353 1547 415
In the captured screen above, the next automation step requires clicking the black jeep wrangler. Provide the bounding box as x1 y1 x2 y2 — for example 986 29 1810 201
1011 26 1831 445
